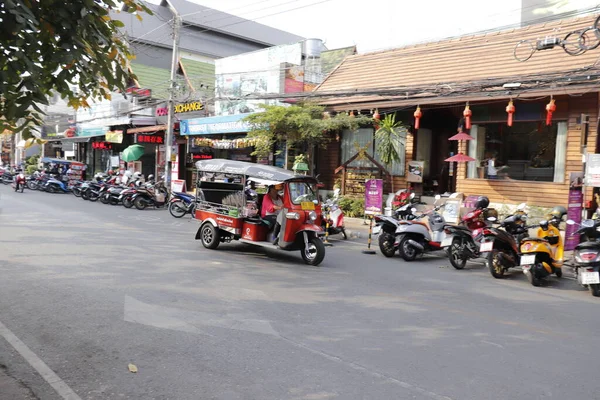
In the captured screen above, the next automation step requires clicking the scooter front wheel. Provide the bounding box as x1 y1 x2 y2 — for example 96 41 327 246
134 197 147 210
169 200 187 218
122 196 134 209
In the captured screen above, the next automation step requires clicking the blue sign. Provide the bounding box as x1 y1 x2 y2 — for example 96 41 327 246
180 113 254 136
77 126 108 137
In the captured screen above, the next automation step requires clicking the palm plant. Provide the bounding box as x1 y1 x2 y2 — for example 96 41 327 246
375 114 406 193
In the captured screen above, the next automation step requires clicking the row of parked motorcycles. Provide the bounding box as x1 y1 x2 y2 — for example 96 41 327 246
1 169 70 193
373 191 600 297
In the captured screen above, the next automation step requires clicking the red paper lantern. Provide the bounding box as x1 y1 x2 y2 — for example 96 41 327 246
546 98 556 126
373 109 380 130
506 100 515 127
463 104 472 130
414 106 422 130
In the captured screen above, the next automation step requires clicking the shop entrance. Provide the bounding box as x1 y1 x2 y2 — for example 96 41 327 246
414 108 460 195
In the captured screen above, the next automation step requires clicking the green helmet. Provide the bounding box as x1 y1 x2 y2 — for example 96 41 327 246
549 206 567 219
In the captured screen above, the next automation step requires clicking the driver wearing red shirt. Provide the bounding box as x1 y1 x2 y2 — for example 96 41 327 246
261 185 283 245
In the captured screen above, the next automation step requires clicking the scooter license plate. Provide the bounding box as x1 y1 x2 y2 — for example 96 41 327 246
480 242 493 252
581 271 600 285
520 254 536 266
301 201 315 211
372 225 381 235
441 236 453 247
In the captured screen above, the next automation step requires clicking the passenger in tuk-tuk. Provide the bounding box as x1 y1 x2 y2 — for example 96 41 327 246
261 184 283 245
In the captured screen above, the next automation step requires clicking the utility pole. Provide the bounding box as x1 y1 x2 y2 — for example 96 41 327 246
164 1 181 188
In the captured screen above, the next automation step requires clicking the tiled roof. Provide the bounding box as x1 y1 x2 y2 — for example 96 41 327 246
315 14 600 105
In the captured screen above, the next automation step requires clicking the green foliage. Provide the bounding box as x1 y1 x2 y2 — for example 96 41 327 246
0 0 152 138
375 114 406 167
26 154 40 166
26 165 38 175
338 196 365 218
243 103 372 158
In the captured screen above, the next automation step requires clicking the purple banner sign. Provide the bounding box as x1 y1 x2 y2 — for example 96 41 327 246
364 179 383 215
565 172 584 251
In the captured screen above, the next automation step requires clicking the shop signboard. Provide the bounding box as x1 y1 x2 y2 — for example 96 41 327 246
364 179 383 215
105 130 123 143
407 161 424 183
92 142 112 150
586 153 600 187
171 179 186 193
180 114 253 136
566 172 584 251
136 133 165 144
77 126 107 137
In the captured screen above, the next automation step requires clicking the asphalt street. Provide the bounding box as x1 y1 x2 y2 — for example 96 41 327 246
1 185 600 400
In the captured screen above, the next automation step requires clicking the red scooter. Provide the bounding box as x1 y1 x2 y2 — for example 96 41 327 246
13 171 26 193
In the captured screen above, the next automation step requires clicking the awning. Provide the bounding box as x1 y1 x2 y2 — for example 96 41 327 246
46 136 91 143
127 125 167 134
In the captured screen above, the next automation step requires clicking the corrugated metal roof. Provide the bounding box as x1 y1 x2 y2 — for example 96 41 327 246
315 14 600 104
130 62 172 96
179 58 215 93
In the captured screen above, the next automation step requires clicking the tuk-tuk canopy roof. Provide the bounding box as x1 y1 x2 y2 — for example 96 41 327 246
195 159 315 182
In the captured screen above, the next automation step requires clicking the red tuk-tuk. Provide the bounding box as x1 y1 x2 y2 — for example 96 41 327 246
193 159 326 266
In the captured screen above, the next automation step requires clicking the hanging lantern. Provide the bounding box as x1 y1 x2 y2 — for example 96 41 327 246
414 106 422 130
349 110 355 118
546 97 556 126
463 103 472 130
506 100 515 127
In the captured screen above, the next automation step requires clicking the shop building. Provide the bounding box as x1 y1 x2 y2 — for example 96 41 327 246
313 14 600 207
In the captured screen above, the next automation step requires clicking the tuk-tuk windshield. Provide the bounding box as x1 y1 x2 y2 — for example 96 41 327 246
289 182 317 204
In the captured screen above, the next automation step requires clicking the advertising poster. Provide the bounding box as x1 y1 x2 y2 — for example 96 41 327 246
364 179 383 215
586 153 600 187
407 161 424 183
565 172 584 251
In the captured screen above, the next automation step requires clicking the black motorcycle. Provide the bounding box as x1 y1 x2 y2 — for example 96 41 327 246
374 203 419 258
480 211 530 279
567 218 600 296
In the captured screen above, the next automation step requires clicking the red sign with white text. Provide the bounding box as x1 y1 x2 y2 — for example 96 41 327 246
136 134 165 144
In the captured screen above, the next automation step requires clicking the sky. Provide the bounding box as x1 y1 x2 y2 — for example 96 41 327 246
144 0 599 52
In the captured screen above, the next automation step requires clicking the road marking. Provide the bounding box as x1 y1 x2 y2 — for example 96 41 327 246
0 319 82 400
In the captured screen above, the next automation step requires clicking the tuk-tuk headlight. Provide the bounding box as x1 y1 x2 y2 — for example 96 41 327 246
286 212 300 220
308 211 317 222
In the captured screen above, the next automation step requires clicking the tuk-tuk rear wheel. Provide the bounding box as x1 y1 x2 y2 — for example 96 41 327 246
201 223 220 249
301 237 325 266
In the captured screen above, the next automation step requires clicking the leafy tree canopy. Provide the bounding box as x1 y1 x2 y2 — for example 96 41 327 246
243 103 372 157
0 0 152 138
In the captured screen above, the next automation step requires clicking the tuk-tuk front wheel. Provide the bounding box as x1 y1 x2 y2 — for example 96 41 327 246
200 223 220 250
302 237 325 266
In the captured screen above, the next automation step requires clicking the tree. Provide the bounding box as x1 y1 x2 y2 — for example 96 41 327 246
375 114 406 193
243 103 372 171
0 0 152 138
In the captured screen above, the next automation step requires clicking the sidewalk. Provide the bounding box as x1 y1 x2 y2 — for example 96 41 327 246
0 367 36 399
344 217 372 239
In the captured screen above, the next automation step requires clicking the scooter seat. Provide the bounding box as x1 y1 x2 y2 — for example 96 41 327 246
576 241 600 250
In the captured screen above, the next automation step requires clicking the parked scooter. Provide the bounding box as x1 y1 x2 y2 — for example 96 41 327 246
132 181 169 210
321 189 347 239
13 171 26 193
480 204 529 279
391 195 448 261
44 177 69 193
566 217 600 296
442 196 496 269
519 215 564 286
169 192 196 218
373 193 421 257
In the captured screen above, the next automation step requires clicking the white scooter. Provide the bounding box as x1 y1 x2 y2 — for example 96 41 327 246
322 189 347 239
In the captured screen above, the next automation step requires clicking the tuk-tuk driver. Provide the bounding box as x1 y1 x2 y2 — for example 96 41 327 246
261 184 283 245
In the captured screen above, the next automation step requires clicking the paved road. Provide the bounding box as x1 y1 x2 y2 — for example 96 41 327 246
1 185 600 400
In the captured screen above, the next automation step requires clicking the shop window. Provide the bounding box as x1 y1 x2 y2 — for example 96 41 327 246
341 128 405 176
467 121 567 182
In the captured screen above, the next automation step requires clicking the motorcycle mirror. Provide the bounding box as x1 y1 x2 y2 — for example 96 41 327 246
333 188 340 197
566 219 576 225
313 199 318 205
516 202 527 211
487 217 497 222
435 194 441 200
411 207 417 213
410 193 415 199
